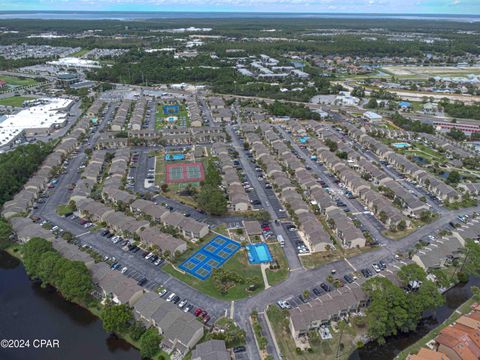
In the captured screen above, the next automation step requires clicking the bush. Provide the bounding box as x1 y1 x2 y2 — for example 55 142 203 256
457 271 469 283
295 347 302 354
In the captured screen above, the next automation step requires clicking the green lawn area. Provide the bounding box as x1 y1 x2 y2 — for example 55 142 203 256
0 96 34 107
155 102 190 129
0 75 38 87
71 48 90 57
163 249 265 301
398 142 446 163
56 204 75 216
265 243 289 286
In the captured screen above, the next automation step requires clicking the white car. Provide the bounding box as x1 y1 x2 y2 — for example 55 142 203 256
372 264 381 273
158 288 168 297
166 293 176 302
178 299 188 308
121 267 128 274
145 252 153 260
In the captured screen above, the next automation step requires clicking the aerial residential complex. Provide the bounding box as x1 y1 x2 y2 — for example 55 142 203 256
1 10 480 360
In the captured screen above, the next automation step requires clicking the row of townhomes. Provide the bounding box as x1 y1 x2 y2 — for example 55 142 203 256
110 99 131 131
2 98 206 359
71 148 208 254
343 123 462 203
212 142 250 212
412 218 480 271
241 123 334 252
208 96 233 123
2 99 103 220
408 304 480 360
96 127 226 148
296 121 411 230
274 123 367 249
129 97 147 131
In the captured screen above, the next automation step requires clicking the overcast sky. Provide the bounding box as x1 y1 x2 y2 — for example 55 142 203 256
1 0 479 14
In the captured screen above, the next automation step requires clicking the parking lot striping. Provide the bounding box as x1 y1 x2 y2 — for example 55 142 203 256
230 301 235 319
392 264 401 270
290 267 302 272
344 257 357 272
76 231 90 238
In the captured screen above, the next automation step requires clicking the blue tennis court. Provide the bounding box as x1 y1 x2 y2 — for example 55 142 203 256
179 235 241 280
247 243 273 264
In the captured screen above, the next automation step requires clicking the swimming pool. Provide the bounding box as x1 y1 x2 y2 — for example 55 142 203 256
247 243 273 264
392 142 411 149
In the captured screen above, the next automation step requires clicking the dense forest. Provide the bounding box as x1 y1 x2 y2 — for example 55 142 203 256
267 101 321 120
391 113 435 134
1 18 479 56
89 50 335 101
0 142 54 206
440 100 480 121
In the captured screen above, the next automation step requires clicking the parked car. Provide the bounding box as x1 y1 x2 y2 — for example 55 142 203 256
158 289 168 297
320 283 331 292
166 293 176 302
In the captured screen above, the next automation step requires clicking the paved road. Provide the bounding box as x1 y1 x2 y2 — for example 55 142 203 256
227 125 302 271
29 95 480 360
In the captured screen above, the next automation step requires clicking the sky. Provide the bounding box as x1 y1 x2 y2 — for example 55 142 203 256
1 0 479 14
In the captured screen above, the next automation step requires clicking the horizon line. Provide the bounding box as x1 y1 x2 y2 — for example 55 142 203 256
0 10 479 16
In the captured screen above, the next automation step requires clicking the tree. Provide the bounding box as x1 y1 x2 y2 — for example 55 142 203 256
196 185 227 216
446 171 461 185
160 183 168 193
0 217 12 249
22 237 54 276
129 321 146 341
324 138 338 152
100 304 133 334
139 327 162 359
365 98 378 109
59 261 93 302
398 264 426 285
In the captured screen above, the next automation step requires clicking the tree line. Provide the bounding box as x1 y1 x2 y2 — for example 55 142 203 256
0 142 54 207
391 113 435 134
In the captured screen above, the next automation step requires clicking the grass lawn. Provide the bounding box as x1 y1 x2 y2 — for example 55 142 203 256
396 296 476 360
0 96 34 107
71 48 90 57
266 305 364 360
56 204 75 216
265 243 289 286
163 249 265 301
300 251 341 270
0 75 38 87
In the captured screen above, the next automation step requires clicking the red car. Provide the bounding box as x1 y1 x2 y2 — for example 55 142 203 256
262 226 271 231
194 308 203 317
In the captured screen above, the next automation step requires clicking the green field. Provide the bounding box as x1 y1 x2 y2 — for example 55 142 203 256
0 96 34 107
265 243 289 286
163 249 264 300
0 75 38 87
155 102 190 129
71 48 90 57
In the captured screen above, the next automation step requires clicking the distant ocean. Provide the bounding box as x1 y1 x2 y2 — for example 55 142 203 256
0 11 479 22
